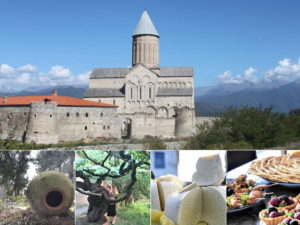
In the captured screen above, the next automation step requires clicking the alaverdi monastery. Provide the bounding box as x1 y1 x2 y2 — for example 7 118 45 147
0 11 207 144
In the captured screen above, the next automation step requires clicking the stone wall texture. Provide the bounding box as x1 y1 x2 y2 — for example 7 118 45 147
0 102 120 144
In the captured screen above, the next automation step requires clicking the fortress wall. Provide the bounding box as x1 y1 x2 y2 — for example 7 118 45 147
89 78 125 89
0 106 30 141
25 102 59 144
56 106 120 141
127 116 175 139
175 107 196 137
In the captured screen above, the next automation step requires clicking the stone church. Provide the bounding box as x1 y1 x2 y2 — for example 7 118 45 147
84 10 195 139
0 10 196 144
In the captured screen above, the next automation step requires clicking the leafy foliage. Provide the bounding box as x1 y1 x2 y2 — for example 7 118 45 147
0 151 32 195
35 151 75 180
116 201 150 225
185 106 300 149
114 171 150 202
76 150 150 201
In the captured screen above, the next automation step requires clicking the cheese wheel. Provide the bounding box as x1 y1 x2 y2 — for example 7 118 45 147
156 175 183 211
192 154 224 186
163 183 226 225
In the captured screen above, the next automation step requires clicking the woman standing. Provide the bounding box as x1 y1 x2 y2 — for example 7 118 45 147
106 185 116 224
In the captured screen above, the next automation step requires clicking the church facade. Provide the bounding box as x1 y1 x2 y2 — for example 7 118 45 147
84 10 196 139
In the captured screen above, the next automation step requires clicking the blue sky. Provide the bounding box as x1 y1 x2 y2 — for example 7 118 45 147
0 0 300 91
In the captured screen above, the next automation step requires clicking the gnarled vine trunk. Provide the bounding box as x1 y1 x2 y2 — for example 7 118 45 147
87 186 109 222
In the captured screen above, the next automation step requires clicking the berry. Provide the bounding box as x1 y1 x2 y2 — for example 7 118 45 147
281 218 292 225
282 195 290 204
290 220 299 225
268 207 278 214
227 188 234 196
269 198 280 207
279 200 288 207
294 212 300 220
269 211 280 218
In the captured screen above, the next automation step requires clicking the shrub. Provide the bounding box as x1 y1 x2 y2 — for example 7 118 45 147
143 137 167 150
184 106 300 149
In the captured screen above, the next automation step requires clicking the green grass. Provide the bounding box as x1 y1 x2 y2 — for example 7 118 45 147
116 201 150 225
0 138 110 150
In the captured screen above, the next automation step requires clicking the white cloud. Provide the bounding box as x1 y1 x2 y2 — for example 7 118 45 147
77 71 91 83
265 58 300 81
0 64 15 75
18 64 38 72
16 73 31 84
48 65 72 79
217 67 258 84
0 64 90 91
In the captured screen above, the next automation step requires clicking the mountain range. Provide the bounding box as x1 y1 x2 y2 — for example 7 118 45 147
1 79 300 116
196 78 300 116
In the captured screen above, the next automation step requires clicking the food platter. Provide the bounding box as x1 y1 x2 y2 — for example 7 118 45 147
226 176 268 214
227 198 265 214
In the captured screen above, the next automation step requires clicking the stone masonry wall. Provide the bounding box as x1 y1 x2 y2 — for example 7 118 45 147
0 104 120 144
0 106 30 141
56 106 120 141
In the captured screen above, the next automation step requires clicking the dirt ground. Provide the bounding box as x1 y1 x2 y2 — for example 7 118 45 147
76 215 119 225
0 208 75 225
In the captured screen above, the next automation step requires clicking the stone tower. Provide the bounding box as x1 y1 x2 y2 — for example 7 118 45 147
25 101 59 144
132 10 159 69
175 107 196 137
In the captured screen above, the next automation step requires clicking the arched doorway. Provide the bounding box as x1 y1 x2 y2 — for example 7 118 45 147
121 118 132 139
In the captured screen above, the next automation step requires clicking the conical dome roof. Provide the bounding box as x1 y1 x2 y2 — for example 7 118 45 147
133 10 159 37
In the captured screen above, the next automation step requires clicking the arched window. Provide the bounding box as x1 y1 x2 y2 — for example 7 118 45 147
76 113 79 117
103 126 106 130
139 86 142 99
85 126 87 130
113 99 116 105
101 112 103 117
130 87 133 99
149 87 152 99
66 113 70 117
85 113 89 117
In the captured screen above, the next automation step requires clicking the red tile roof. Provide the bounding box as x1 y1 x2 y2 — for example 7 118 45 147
0 96 118 108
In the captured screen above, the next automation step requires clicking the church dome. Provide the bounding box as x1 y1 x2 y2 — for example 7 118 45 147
133 10 159 37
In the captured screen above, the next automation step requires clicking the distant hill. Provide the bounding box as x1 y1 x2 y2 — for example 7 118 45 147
195 101 227 116
0 86 87 98
196 79 300 114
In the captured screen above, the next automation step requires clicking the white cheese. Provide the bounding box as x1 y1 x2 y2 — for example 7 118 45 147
192 154 224 186
151 179 161 211
156 175 183 211
163 184 226 225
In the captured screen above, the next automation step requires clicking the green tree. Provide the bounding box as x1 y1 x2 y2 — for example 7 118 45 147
35 151 75 180
0 151 32 195
75 150 150 222
185 106 300 149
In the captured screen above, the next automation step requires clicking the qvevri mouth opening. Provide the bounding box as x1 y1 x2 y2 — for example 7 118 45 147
45 191 63 207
